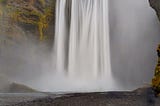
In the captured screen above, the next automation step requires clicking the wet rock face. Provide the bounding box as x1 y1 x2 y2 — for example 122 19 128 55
6 0 56 40
149 0 160 21
0 0 56 42
7 0 53 14
149 0 160 95
152 45 160 94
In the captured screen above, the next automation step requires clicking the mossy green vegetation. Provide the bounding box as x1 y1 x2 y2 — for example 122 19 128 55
0 0 6 4
149 0 160 96
0 5 2 16
152 44 160 95
6 0 55 40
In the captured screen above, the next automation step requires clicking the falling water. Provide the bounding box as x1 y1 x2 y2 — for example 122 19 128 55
52 0 119 91
55 0 111 77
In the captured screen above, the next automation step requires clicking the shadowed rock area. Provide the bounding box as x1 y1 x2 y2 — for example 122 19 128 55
0 87 159 106
149 0 160 21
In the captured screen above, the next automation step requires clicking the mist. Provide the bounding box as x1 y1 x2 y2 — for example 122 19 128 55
109 0 160 88
0 0 160 92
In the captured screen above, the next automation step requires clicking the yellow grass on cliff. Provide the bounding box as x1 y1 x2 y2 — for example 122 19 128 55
152 44 160 95
6 0 54 40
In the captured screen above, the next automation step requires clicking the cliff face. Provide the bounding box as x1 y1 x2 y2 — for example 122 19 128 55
0 0 56 92
149 0 160 95
149 0 160 21
0 0 56 43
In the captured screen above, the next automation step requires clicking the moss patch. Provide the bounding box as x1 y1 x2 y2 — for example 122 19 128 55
6 0 55 40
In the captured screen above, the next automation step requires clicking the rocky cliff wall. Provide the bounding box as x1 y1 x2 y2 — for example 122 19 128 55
149 0 160 95
0 0 56 44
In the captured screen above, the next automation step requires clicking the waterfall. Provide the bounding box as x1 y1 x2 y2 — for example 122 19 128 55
54 0 111 78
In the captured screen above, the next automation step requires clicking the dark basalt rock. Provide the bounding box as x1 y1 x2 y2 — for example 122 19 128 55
149 0 160 95
149 0 160 21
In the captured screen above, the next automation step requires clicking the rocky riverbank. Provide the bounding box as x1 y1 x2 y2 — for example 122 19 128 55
0 87 159 106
